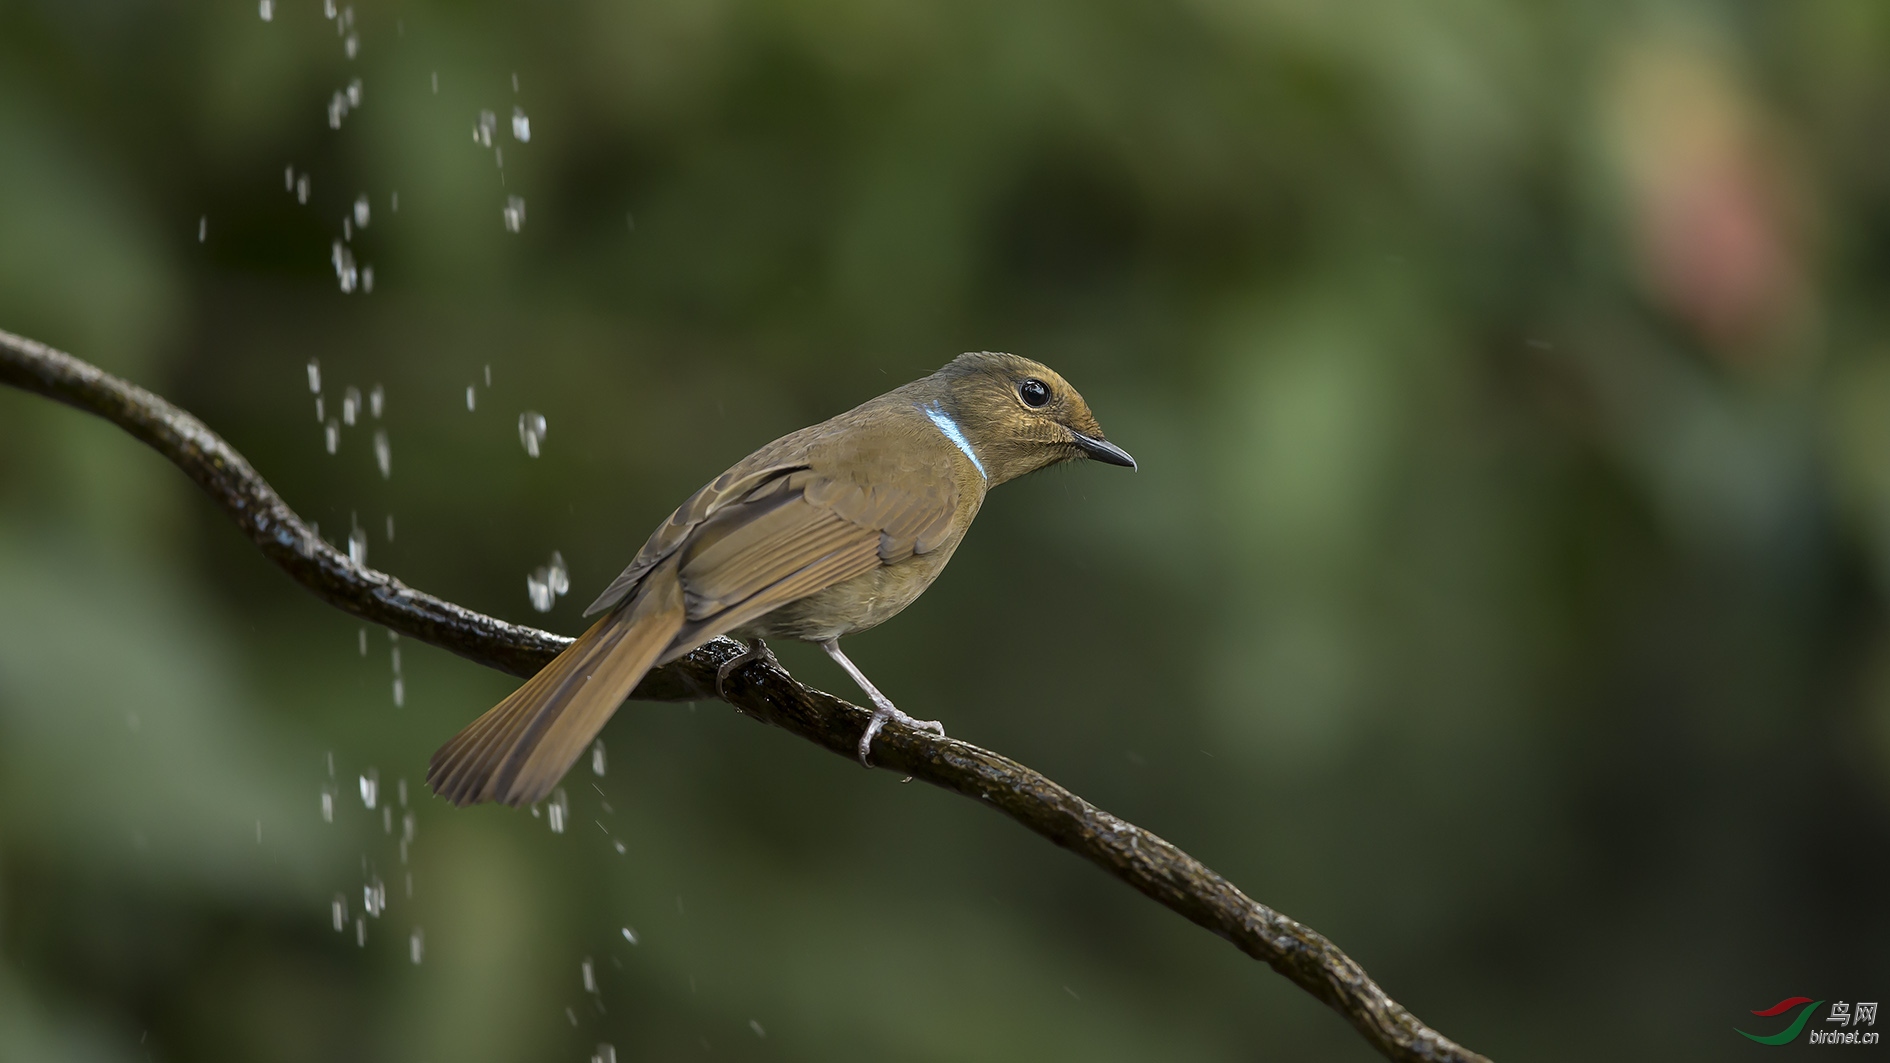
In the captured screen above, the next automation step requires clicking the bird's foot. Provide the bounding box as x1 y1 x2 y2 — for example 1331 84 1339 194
716 638 780 700
858 696 946 767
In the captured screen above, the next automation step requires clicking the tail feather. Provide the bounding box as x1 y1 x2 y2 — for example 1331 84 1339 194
427 561 687 807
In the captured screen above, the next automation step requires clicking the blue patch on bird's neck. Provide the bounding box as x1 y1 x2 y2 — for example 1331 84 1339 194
918 400 987 480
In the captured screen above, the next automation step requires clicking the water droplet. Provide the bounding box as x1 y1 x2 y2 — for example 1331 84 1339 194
349 528 368 568
749 1020 766 1040
484 364 492 386
342 386 360 425
328 91 349 129
361 265 374 293
315 396 324 422
402 811 416 843
369 384 384 418
373 429 391 479
511 106 531 143
296 173 310 204
382 805 393 833
409 927 425 964
284 165 294 191
549 551 569 595
321 786 335 823
259 0 273 21
197 216 206 243
358 627 367 656
332 240 357 292
324 420 340 454
620 927 638 946
518 410 547 457
591 739 606 777
465 385 476 411
527 571 553 612
592 1045 616 1063
511 72 520 93
344 32 359 59
612 839 626 854
527 551 568 612
364 875 386 917
398 779 409 807
503 195 526 233
353 195 370 228
307 359 322 394
355 917 366 947
430 71 438 94
385 514 395 541
347 78 362 106
332 894 346 930
343 216 352 242
473 110 497 148
581 958 596 993
390 190 399 213
359 769 378 809
548 787 568 833
323 0 335 17
392 676 405 707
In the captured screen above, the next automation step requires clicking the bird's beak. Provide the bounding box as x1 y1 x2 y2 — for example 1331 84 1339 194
1071 431 1136 470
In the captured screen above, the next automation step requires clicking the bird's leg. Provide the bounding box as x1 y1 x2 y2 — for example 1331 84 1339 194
716 638 780 700
819 639 945 767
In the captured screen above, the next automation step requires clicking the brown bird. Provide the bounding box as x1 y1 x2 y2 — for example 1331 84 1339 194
427 352 1135 807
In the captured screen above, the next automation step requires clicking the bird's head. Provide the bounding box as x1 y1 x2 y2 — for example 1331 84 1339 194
925 351 1135 486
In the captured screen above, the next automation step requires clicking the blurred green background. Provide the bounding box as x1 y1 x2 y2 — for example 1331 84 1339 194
2 1 1887 1060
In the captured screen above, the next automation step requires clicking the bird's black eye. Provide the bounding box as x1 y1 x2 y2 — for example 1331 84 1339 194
1019 378 1051 408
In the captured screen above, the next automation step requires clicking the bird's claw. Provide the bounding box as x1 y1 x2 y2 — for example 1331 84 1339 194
716 639 779 700
857 706 946 767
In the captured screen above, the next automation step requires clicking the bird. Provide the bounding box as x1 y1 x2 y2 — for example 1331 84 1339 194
426 351 1135 807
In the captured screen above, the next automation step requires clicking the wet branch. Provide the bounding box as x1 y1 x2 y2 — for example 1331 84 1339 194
0 327 1490 1063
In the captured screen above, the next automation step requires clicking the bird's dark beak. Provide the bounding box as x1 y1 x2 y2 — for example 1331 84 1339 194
1072 431 1136 470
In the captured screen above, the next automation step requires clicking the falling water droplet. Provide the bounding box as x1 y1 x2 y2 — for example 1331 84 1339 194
392 676 404 707
591 739 606 777
358 627 367 656
344 32 359 59
361 265 374 293
353 195 370 228
355 917 366 947
359 769 378 809
503 195 526 233
373 429 391 479
511 106 531 143
592 1045 616 1063
347 78 362 106
430 71 438 94
527 570 553 612
259 0 274 21
749 1021 766 1040
364 875 386 917
296 174 310 204
465 385 476 411
342 386 360 425
410 927 425 964
548 551 569 595
332 241 357 292
621 927 638 946
197 216 206 243
349 524 368 568
548 788 568 833
307 359 322 394
473 110 497 148
323 0 335 17
518 411 547 457
369 385 384 418
321 785 335 823
332 895 346 931
324 420 340 454
581 958 596 993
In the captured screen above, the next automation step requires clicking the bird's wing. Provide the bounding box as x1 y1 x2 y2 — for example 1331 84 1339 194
657 463 958 657
582 431 821 617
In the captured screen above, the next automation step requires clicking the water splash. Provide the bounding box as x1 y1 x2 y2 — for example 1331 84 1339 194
518 410 547 456
527 551 569 612
332 240 358 292
503 195 526 233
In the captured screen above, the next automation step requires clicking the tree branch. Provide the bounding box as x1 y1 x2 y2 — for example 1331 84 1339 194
0 327 1490 1063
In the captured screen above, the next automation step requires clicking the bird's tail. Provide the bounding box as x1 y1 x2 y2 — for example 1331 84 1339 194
427 560 685 807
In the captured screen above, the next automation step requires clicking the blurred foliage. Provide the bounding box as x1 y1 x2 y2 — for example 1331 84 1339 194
2 0 1889 1060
